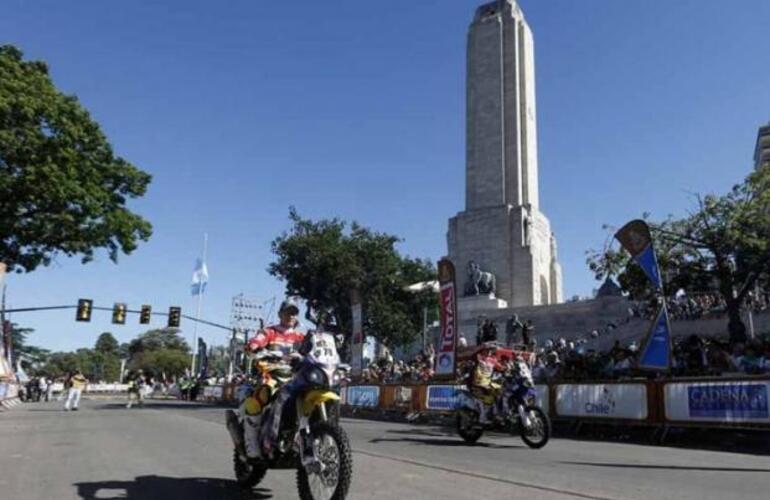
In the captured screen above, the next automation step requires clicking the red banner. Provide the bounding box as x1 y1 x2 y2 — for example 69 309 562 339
436 259 458 376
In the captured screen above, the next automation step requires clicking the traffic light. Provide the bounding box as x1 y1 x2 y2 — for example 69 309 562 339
76 299 93 322
168 306 181 328
140 305 152 324
112 303 127 325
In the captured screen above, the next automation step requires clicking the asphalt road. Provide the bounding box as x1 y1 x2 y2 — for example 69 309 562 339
1 399 768 500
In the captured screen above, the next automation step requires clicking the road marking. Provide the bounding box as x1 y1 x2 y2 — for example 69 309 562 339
352 448 624 500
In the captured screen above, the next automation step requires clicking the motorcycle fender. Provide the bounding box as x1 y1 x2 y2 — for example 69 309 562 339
300 389 340 417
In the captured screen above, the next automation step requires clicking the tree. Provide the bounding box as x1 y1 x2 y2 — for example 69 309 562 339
93 332 121 380
6 322 49 372
586 165 770 344
0 45 152 273
126 328 190 377
269 208 437 350
94 332 119 355
128 328 190 356
130 349 189 379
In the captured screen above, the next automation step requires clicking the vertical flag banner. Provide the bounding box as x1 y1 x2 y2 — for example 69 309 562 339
350 291 364 377
191 258 209 296
436 258 458 376
638 304 673 370
614 219 662 290
615 219 671 371
197 338 208 378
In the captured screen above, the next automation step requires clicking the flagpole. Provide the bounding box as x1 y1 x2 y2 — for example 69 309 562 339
191 233 208 375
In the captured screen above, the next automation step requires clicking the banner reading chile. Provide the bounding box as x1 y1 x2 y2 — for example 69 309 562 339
436 259 458 376
615 220 672 371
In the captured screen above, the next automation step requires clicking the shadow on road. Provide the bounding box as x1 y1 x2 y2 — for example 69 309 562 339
74 475 271 500
370 436 522 449
90 401 227 411
560 461 770 473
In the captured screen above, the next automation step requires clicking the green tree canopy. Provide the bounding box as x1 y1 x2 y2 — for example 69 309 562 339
269 208 437 349
94 332 119 355
128 328 190 356
586 165 770 343
0 45 152 272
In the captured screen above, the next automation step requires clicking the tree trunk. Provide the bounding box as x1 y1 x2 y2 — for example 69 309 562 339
726 298 747 345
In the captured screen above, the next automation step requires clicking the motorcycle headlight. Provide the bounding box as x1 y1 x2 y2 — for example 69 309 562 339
305 366 328 387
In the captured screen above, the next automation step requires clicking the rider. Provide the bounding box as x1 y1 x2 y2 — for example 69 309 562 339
227 299 304 459
470 342 504 423
259 308 334 459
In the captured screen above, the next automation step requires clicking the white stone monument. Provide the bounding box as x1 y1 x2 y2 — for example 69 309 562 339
448 0 563 312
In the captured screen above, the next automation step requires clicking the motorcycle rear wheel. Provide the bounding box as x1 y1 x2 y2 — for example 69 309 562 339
233 450 268 488
456 409 484 444
297 422 353 500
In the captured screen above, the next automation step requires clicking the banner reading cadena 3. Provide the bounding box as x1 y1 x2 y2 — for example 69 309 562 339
436 259 458 376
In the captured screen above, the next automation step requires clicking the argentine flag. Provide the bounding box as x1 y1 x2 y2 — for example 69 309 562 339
191 258 209 296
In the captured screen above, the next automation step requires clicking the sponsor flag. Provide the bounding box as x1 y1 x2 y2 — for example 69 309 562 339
615 219 671 371
436 259 458 376
614 220 662 290
638 304 672 370
191 258 209 296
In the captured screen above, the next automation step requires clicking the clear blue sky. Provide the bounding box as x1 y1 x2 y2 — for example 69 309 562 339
2 0 769 352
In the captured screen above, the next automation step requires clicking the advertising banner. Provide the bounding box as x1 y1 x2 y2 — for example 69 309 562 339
436 259 458 376
350 292 364 377
665 380 770 424
394 386 413 407
426 385 465 410
555 384 648 420
346 385 380 407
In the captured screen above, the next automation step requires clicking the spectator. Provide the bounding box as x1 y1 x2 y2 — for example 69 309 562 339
64 370 88 411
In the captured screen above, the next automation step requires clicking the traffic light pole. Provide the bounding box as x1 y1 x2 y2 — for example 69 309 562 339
0 304 231 331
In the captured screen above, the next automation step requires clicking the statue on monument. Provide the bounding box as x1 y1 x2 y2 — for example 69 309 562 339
464 260 496 296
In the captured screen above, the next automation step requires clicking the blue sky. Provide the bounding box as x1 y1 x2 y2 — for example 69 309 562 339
2 0 769 352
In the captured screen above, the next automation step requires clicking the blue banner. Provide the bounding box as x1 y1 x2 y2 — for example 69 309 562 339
426 385 464 410
347 386 380 407
639 305 671 370
635 244 662 290
688 384 768 419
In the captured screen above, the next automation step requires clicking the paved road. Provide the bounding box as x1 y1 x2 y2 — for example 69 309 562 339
1 399 768 500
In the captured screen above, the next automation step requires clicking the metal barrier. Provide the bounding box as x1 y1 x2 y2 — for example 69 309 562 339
339 376 770 431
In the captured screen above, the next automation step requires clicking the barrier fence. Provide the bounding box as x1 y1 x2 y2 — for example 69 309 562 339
5 376 768 433
337 376 770 432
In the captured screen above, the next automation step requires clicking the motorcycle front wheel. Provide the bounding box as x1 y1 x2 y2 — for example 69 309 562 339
456 408 484 444
517 406 551 449
233 449 267 488
297 422 353 500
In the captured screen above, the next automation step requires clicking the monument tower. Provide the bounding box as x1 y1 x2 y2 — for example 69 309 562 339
448 0 563 308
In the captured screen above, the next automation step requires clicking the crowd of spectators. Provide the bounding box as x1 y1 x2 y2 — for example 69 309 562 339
360 345 436 383
629 290 769 322
530 334 770 383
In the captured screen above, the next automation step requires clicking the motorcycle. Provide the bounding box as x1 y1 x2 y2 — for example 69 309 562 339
456 358 551 449
227 330 353 500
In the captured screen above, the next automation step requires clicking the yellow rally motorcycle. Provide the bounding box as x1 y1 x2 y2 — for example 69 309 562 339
227 332 352 500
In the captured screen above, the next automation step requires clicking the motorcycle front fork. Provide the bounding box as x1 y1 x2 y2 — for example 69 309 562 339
296 403 327 471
